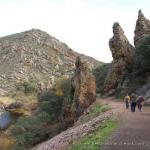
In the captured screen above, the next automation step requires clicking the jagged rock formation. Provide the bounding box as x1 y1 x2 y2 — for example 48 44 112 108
71 57 96 117
134 10 150 47
0 29 102 94
104 23 134 93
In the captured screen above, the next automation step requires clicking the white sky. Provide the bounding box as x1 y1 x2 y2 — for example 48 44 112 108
0 0 150 62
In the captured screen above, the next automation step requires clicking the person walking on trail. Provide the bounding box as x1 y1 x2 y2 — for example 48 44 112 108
137 96 144 112
124 94 130 109
130 95 137 112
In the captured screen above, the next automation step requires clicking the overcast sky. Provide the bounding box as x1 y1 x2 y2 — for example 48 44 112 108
0 0 150 62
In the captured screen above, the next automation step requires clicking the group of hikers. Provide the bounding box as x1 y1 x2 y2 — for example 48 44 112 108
124 94 145 112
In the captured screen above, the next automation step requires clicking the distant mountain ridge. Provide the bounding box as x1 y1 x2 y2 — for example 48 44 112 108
0 29 103 93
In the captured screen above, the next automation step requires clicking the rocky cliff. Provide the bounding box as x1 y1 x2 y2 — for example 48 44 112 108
104 23 134 93
0 29 102 94
134 10 150 47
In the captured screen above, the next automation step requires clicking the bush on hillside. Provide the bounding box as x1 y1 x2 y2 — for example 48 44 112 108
38 77 73 121
16 80 37 94
11 112 52 149
39 91 65 121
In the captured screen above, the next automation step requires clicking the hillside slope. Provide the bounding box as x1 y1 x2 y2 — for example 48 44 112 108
0 29 102 93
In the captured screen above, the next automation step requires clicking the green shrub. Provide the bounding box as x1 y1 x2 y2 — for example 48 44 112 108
133 36 150 76
38 77 73 121
16 80 37 94
54 77 73 103
11 112 52 149
59 78 72 98
38 91 65 121
93 63 111 95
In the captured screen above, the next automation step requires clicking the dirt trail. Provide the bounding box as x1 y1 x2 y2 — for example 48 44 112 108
102 100 150 150
32 97 150 150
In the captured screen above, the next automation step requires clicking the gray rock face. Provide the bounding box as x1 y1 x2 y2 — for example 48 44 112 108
134 10 150 47
0 111 10 129
104 23 134 92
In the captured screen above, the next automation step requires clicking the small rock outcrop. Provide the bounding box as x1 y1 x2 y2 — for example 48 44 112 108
71 56 96 117
134 10 150 47
104 23 134 92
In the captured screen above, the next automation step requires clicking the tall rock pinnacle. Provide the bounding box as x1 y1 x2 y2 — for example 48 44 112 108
134 10 150 47
109 22 134 63
71 56 96 117
104 23 134 93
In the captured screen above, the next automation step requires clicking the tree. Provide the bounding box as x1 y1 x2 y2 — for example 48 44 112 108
93 63 111 94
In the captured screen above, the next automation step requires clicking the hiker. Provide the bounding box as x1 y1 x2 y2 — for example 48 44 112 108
137 96 144 112
124 94 130 109
130 95 137 112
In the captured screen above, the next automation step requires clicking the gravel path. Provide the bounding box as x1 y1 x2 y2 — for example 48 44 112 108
102 105 150 150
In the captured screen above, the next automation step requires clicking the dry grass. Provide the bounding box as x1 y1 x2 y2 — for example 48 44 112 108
0 134 15 150
0 97 15 105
